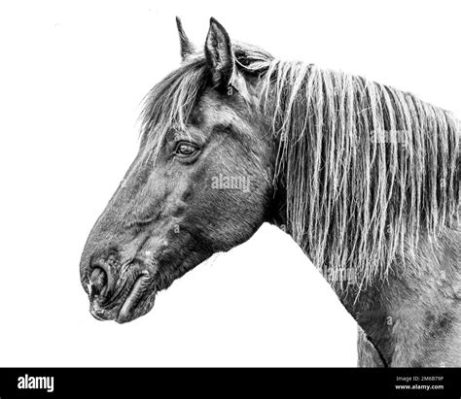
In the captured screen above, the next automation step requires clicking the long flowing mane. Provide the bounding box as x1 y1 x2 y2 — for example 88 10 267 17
261 60 461 290
140 47 461 291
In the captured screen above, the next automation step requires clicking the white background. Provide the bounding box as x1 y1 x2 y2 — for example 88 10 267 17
1 0 460 366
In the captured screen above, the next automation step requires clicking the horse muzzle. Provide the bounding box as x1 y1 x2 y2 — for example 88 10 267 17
87 261 158 323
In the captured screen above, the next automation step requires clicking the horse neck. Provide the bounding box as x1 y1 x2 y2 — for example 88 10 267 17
268 176 461 366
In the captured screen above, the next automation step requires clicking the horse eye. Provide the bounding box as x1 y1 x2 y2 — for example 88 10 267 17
175 142 198 157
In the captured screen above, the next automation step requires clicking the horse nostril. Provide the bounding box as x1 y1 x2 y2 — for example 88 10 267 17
89 267 108 297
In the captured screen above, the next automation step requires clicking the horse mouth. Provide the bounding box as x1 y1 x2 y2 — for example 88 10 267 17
116 272 157 323
89 268 157 324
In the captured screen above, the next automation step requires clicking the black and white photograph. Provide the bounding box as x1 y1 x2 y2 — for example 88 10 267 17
1 0 460 396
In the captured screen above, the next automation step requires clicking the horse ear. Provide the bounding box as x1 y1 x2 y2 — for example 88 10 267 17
176 17 195 60
205 17 235 91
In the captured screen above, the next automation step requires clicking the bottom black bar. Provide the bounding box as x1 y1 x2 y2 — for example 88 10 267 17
0 368 460 398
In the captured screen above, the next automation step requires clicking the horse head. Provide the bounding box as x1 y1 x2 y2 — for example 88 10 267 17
80 18 278 323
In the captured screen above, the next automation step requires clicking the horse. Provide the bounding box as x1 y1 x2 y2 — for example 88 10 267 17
80 17 461 367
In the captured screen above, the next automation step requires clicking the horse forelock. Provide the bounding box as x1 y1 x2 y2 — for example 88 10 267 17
139 58 208 157
139 42 273 156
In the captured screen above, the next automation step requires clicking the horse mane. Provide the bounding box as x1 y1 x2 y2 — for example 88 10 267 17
259 60 461 291
140 46 461 291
